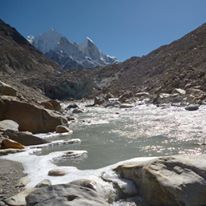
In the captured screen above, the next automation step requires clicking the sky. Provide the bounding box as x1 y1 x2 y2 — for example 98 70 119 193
1 0 206 61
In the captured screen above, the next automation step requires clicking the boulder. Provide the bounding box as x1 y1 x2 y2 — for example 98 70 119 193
70 179 98 192
104 92 114 100
153 93 184 105
173 88 186 95
135 92 150 99
185 104 199 111
17 176 30 188
1 139 24 149
66 116 75 121
3 130 47 146
66 103 79 110
115 155 206 206
40 100 62 112
26 184 109 206
56 125 71 133
0 120 19 132
72 108 83 114
187 88 205 96
119 92 133 103
0 81 17 96
69 179 115 202
0 96 66 133
119 103 134 108
72 109 83 114
104 98 120 107
35 179 52 188
5 188 35 206
94 96 106 105
48 169 67 176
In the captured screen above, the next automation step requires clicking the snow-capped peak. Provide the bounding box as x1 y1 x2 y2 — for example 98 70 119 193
85 36 94 44
27 35 34 44
28 30 118 69
31 29 63 53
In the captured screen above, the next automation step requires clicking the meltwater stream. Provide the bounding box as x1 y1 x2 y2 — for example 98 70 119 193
38 104 206 170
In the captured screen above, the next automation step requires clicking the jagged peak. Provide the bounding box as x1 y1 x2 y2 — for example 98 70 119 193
85 36 94 44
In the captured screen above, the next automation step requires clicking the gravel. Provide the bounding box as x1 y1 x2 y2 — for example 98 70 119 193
0 159 25 204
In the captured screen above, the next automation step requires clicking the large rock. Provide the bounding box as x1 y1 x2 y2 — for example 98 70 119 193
66 103 79 110
118 92 133 103
26 184 109 206
152 93 184 105
0 120 19 132
3 130 47 146
104 98 120 107
0 96 66 133
48 169 67 176
115 155 206 206
94 96 106 105
1 138 24 149
5 188 35 206
56 125 71 133
185 104 199 111
72 108 83 114
135 92 150 100
173 88 186 95
40 100 62 112
0 81 17 96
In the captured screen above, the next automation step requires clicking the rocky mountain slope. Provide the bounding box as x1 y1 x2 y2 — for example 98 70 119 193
0 19 96 100
28 30 118 69
99 23 206 98
0 19 59 101
2 18 206 103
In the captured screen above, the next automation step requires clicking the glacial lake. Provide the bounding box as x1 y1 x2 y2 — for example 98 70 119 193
38 103 206 170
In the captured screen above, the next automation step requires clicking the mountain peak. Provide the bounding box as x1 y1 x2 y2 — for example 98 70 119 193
85 36 94 44
29 30 118 69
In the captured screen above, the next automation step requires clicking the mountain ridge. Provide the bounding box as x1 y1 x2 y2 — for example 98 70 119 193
98 22 206 98
28 30 118 69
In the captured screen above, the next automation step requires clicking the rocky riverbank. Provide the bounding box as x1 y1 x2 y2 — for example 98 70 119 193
0 80 206 206
0 159 25 206
2 154 206 206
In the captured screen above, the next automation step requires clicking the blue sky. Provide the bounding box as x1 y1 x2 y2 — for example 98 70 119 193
1 0 206 60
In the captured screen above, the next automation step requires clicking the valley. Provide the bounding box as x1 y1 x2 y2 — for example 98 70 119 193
0 16 206 206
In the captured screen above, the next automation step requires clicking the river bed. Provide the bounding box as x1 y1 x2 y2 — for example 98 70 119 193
38 103 206 169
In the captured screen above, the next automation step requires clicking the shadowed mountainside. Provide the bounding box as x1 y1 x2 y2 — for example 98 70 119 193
99 23 206 96
0 19 95 101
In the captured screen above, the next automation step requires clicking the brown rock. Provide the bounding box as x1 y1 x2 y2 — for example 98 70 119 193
1 138 24 149
0 96 66 133
3 130 47 146
119 92 133 103
0 81 17 96
48 169 66 176
56 125 71 133
40 100 61 111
